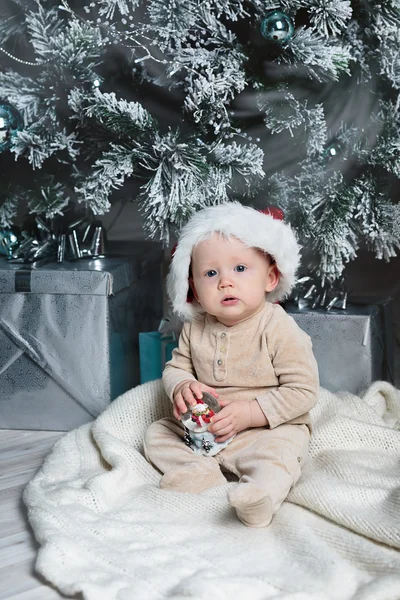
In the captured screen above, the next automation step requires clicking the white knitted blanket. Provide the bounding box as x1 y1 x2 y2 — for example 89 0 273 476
24 380 400 600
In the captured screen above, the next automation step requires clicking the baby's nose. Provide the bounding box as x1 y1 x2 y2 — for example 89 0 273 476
218 274 234 288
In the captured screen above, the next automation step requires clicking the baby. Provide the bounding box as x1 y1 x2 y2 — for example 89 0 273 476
144 202 319 527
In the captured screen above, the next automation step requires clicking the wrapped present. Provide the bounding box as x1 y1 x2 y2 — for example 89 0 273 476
285 300 395 395
139 318 178 384
0 243 163 430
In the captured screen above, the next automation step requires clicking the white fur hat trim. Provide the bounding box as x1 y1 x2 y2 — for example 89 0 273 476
167 201 300 321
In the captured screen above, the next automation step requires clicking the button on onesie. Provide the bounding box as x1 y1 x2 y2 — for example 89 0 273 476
214 331 230 381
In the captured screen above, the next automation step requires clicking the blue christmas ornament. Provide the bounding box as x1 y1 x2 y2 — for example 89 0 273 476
260 10 295 44
0 229 19 258
0 101 24 152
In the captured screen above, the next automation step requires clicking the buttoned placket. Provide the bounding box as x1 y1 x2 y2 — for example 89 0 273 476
214 331 229 381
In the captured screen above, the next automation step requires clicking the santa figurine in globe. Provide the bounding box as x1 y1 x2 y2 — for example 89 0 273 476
181 392 234 456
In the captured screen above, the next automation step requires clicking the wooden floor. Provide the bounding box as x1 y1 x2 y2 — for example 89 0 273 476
0 429 72 600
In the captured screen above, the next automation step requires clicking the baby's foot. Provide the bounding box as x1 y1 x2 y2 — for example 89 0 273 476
160 462 227 494
228 484 273 527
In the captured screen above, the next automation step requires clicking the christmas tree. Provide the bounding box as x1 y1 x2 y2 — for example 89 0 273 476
0 0 399 286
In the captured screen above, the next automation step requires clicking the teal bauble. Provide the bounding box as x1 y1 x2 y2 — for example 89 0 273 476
0 101 24 152
0 229 19 258
260 10 295 44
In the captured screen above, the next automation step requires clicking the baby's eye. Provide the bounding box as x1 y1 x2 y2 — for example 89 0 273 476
205 270 217 277
235 265 246 273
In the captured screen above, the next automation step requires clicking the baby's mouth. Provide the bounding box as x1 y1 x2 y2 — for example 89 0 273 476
221 296 238 305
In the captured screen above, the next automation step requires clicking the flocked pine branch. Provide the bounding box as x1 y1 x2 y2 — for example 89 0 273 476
0 178 71 227
28 182 70 218
25 3 63 59
0 192 19 228
96 0 141 20
393 204 400 241
139 134 265 243
176 47 247 132
305 0 353 37
343 20 372 82
0 0 27 45
12 127 80 169
255 1 303 13
47 18 103 83
212 141 264 182
352 176 400 261
380 30 400 90
68 89 157 139
366 104 400 178
284 28 352 82
199 164 231 204
138 131 211 243
147 0 199 51
166 11 247 133
208 0 249 21
264 88 328 156
311 173 359 281
74 144 140 214
265 164 355 280
371 0 400 35
0 7 104 173
0 71 41 123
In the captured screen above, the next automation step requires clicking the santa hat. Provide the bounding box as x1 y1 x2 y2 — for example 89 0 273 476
167 201 300 321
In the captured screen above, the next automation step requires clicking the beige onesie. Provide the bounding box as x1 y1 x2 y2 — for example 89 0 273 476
144 302 319 525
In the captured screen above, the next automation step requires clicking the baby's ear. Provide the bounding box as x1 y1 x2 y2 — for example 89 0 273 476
265 264 280 293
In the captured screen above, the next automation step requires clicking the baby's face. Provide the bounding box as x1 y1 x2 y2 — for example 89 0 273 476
190 233 278 326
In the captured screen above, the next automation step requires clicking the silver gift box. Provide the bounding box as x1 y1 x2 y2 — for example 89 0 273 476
286 302 394 395
0 245 163 430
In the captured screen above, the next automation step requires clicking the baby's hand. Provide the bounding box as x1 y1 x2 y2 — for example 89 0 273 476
208 399 252 442
172 380 219 421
